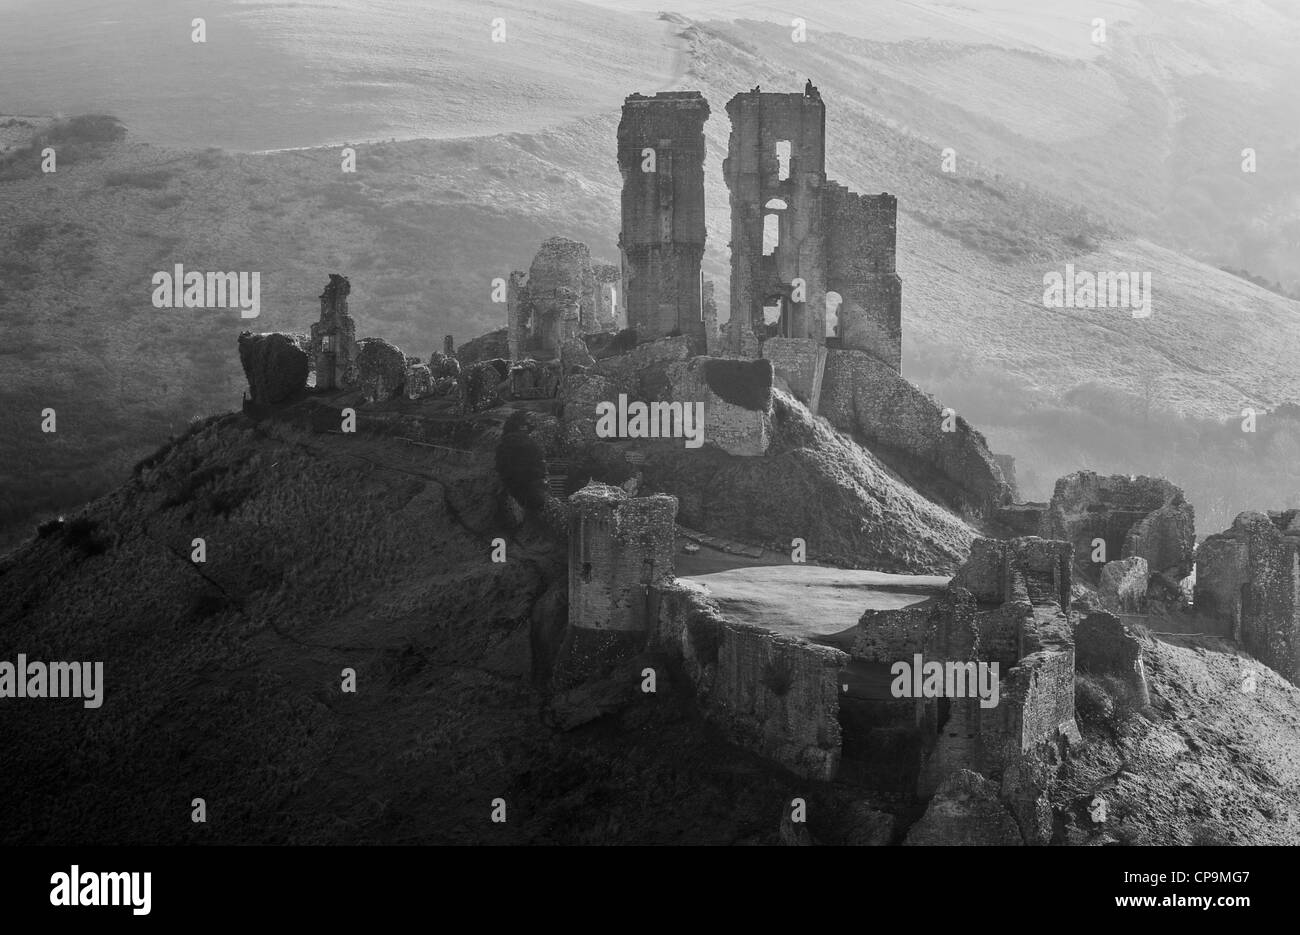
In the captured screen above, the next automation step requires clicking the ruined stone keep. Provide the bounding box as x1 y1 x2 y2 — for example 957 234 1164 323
617 91 710 353
723 85 902 371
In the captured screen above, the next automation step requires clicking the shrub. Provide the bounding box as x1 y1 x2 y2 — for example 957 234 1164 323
495 423 547 510
63 516 111 557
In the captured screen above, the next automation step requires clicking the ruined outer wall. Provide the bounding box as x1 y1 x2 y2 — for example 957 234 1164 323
618 92 709 352
710 623 847 781
820 348 1011 517
825 185 902 370
569 484 677 632
1075 611 1151 707
651 580 847 780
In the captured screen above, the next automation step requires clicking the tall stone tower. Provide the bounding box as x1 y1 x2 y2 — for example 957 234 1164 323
617 91 710 353
724 87 828 344
724 84 903 372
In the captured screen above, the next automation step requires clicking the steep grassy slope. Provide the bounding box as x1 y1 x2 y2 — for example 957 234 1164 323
645 390 976 573
1056 629 1300 845
0 409 850 844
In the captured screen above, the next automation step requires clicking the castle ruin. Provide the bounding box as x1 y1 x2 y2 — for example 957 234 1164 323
309 273 359 390
722 85 902 372
617 91 711 353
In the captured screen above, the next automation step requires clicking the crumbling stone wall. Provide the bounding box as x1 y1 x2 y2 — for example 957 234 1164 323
824 184 902 370
1041 471 1193 585
1075 611 1151 707
308 273 359 390
618 91 710 352
950 536 1072 611
238 331 308 404
762 337 827 412
709 623 847 781
857 537 1080 800
568 483 677 633
1195 510 1300 683
455 328 509 366
649 581 847 781
820 348 1011 518
507 238 598 360
666 356 772 456
723 86 901 370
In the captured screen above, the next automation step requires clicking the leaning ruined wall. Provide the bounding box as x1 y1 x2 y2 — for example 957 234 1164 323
618 92 710 352
761 337 827 412
820 348 1010 517
824 185 902 371
568 484 677 633
651 579 847 780
710 623 847 781
1075 611 1151 707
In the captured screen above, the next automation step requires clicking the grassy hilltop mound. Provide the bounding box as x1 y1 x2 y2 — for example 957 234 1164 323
0 387 963 844
3 398 1300 843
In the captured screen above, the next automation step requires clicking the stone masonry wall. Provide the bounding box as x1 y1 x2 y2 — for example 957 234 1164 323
650 579 847 781
1042 471 1193 585
762 337 827 412
1195 510 1300 684
820 348 1010 518
618 91 710 352
568 483 677 633
666 356 771 456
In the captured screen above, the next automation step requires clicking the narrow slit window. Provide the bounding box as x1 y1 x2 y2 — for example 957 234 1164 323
775 140 791 180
